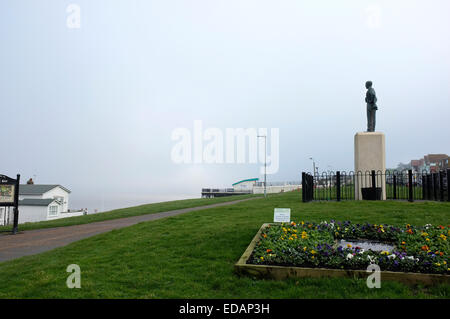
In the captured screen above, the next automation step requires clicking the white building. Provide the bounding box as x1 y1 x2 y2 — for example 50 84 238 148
232 178 301 194
253 183 301 194
232 178 259 192
0 184 84 225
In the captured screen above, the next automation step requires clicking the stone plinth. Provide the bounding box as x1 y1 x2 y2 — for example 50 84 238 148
354 132 386 200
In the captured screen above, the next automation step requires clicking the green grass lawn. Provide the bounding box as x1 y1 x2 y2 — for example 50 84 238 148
0 194 258 232
0 190 449 298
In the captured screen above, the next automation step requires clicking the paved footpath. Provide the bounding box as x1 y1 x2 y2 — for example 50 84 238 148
0 197 258 263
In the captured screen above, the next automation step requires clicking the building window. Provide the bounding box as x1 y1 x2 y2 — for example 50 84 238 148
49 205 58 216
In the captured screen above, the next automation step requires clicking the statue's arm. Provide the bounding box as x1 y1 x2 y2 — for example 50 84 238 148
365 91 373 103
372 89 378 108
366 89 377 104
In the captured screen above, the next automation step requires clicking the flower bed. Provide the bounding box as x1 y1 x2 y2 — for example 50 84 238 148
248 221 449 275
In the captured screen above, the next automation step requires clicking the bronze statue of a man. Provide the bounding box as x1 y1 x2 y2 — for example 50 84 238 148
365 81 378 132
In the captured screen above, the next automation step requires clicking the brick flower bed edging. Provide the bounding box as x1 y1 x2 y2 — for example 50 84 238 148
234 223 450 286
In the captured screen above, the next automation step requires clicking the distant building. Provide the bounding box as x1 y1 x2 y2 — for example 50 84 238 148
232 178 259 192
201 178 301 198
424 154 448 172
410 154 449 173
410 159 424 172
234 178 301 194
0 184 84 225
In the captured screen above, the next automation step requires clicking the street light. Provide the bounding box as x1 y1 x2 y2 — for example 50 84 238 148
309 157 317 176
258 135 267 198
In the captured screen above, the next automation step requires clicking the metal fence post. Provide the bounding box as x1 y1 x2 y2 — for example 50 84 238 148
447 169 450 202
336 171 341 202
427 174 432 200
12 174 20 235
371 170 376 200
422 174 426 200
302 172 306 203
393 174 397 200
433 173 438 200
408 170 413 202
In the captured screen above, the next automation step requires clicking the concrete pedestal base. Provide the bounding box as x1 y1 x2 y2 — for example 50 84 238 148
354 132 386 200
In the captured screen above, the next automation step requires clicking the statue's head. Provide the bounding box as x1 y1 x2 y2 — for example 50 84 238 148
365 81 373 89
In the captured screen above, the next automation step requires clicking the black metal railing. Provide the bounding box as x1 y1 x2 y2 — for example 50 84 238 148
302 169 449 202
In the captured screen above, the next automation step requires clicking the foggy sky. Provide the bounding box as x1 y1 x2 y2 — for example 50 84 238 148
1 1 449 211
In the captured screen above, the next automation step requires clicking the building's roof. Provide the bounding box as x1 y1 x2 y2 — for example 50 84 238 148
232 178 259 186
424 154 449 163
19 198 56 207
411 159 423 166
19 184 71 195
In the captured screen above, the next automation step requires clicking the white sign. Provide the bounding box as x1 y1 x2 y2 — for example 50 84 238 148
0 185 14 204
273 208 291 223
